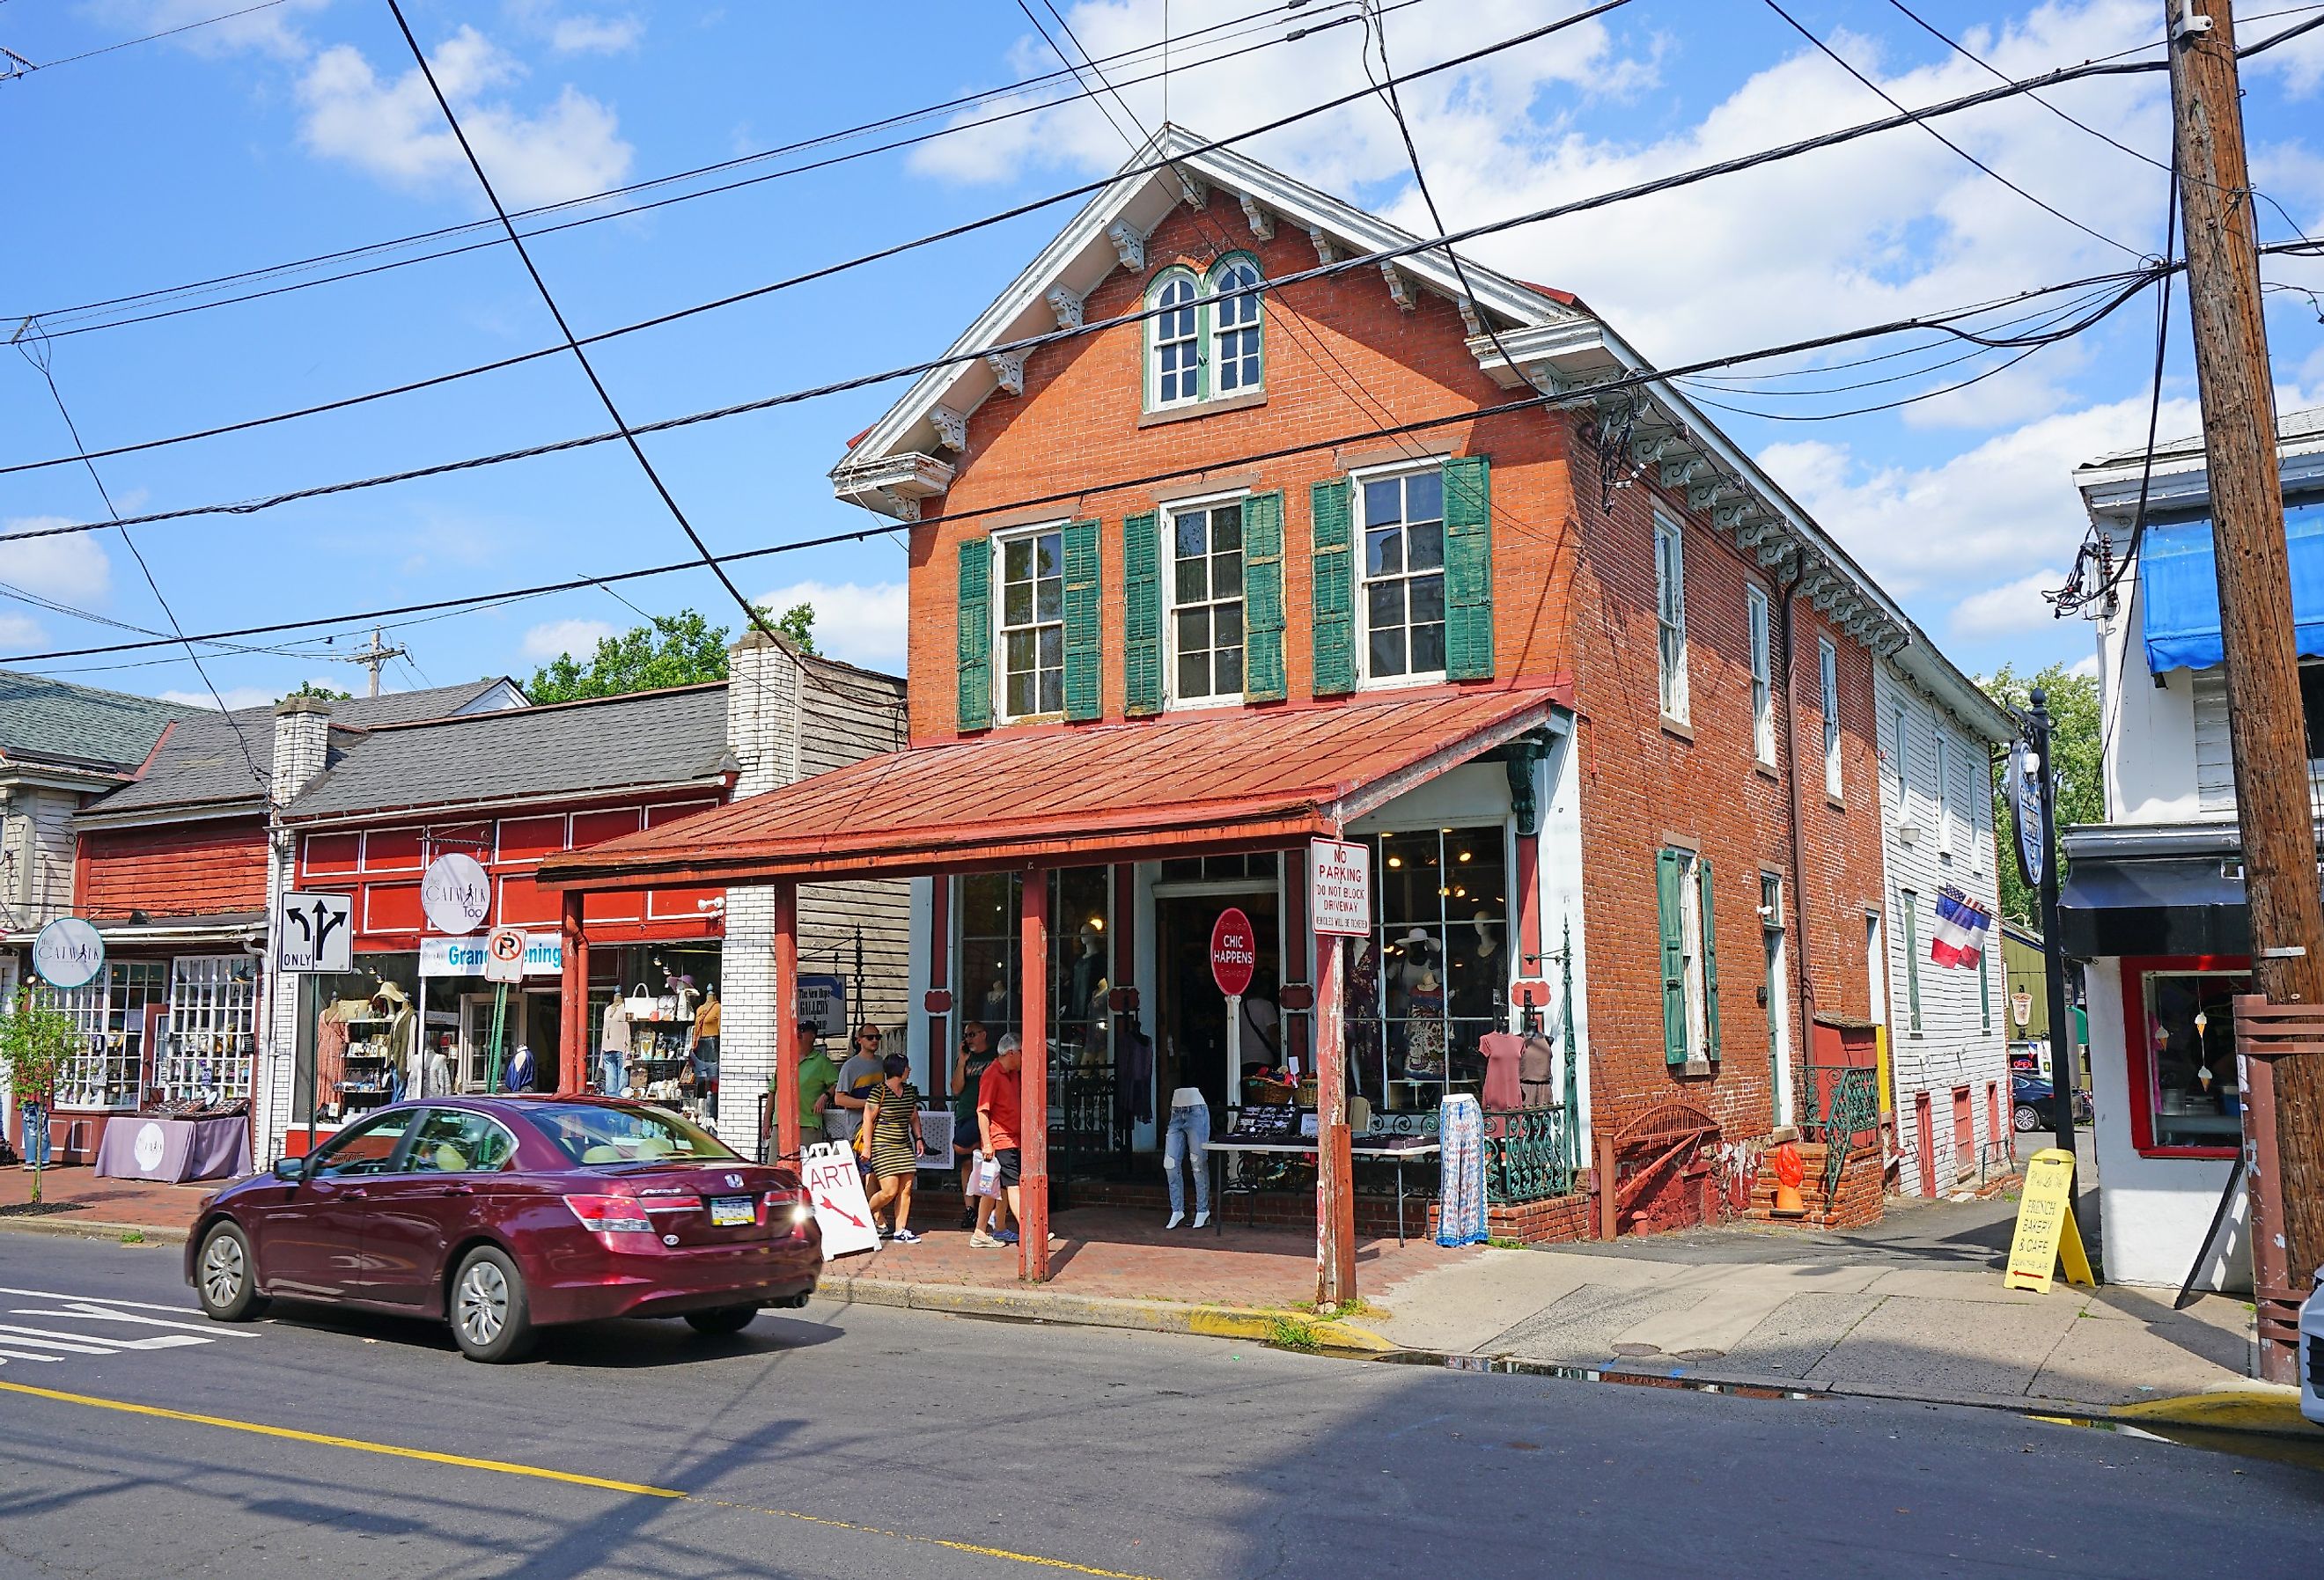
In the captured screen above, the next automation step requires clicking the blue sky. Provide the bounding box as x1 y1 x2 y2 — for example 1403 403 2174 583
3 0 2320 706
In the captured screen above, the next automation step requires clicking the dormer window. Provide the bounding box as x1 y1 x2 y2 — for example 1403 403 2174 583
1144 254 1266 413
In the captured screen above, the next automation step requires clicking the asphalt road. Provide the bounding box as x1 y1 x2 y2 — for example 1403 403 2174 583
0 1232 2316 1580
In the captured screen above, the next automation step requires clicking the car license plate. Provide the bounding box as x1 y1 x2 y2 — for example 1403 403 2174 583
708 1194 755 1227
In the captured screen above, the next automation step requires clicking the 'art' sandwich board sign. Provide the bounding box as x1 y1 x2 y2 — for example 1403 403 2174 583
799 1140 879 1258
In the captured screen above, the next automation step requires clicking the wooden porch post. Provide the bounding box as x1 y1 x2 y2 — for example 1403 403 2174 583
1019 871 1051 1282
556 889 587 1096
773 880 801 1165
1316 923 1356 1305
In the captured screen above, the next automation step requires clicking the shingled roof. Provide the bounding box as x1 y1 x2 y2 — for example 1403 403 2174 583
0 669 195 775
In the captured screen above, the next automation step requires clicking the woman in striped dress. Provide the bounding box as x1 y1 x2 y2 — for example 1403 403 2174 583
863 1054 925 1244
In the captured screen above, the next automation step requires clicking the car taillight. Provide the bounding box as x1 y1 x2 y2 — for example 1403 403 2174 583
769 1187 813 1230
563 1194 652 1234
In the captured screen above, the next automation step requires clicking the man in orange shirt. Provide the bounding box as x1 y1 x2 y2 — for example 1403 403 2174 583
972 1034 1022 1247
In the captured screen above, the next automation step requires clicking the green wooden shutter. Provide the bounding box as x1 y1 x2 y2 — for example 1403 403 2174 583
1442 455 1495 680
1122 511 1162 717
1699 854 1721 1062
957 536 992 732
1658 849 1688 1066
1311 479 1356 696
1243 491 1286 702
1979 945 1992 1031
1062 518 1102 722
1902 894 1923 1033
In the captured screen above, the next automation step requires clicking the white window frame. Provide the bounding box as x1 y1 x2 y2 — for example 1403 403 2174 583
1655 514 1689 723
1935 731 1954 855
1354 459 1451 690
1747 584 1773 765
156 954 258 1105
1890 702 1909 792
1819 637 1842 800
1160 492 1249 709
1146 269 1203 410
993 520 1068 723
1208 256 1264 397
1674 847 1708 1057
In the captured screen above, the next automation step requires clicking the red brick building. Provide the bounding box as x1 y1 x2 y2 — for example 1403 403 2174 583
545 132 1945 1258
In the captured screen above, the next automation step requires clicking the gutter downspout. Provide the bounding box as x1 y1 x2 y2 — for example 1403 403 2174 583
1776 566 1818 1135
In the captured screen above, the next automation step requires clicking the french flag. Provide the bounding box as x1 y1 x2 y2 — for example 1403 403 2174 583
1929 888 1992 969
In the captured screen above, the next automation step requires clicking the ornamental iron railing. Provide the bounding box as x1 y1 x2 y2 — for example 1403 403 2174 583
1802 1064 1882 1203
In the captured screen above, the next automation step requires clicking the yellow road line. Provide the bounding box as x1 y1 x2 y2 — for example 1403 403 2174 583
1 1378 1166 1579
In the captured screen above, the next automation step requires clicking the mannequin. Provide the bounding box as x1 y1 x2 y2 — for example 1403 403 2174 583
690 985 722 1120
373 983 419 1098
504 1042 536 1093
1470 912 1500 962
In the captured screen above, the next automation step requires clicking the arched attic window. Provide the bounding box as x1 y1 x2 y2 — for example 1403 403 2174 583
1207 254 1264 395
1147 268 1203 408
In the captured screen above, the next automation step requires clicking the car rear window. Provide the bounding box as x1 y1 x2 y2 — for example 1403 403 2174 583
521 1103 740 1168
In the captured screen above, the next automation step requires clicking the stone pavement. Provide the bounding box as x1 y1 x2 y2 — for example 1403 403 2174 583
0 1162 212 1238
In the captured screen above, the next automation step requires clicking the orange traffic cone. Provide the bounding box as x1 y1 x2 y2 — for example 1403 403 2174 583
1770 1142 1807 1218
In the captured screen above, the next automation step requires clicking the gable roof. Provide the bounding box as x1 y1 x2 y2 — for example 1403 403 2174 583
0 669 196 776
278 684 732 825
827 124 1914 656
79 677 530 822
2077 405 2324 522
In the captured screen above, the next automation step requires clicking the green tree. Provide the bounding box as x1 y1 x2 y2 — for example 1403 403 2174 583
1 991 77 1204
1982 661 2104 926
279 680 351 702
525 604 817 704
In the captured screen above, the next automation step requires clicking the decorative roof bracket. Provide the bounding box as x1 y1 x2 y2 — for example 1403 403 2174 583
1239 193 1275 239
1106 220 1147 273
986 349 1026 397
1046 286 1085 332
929 407 968 452
1307 224 1340 266
1379 263 1416 312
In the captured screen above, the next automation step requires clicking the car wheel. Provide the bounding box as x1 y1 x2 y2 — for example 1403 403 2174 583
449 1246 534 1363
2013 1105 2041 1133
195 1222 269 1322
683 1304 760 1337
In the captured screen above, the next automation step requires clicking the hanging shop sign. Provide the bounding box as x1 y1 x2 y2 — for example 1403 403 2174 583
30 916 105 989
1309 838 1372 937
799 1140 880 1257
420 852 492 934
1210 908 1256 998
483 927 530 984
798 974 848 1036
276 891 352 973
2012 989 2033 1028
420 934 563 978
2010 746 2046 890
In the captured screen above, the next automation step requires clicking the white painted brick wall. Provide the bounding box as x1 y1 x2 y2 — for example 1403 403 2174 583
256 700 331 1161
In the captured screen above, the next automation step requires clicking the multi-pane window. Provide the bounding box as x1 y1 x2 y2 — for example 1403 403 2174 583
1151 273 1202 407
1359 468 1446 680
1819 637 1842 798
42 961 168 1110
1210 258 1262 393
155 955 258 1104
1168 500 1246 702
1747 585 1773 763
953 867 1113 1061
1655 515 1688 721
997 526 1065 718
1347 827 1510 1102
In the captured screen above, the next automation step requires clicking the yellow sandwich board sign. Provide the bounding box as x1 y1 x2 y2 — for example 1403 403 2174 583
2004 1147 2095 1294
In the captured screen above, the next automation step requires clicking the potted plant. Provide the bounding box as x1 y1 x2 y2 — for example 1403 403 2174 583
0 988 76 1205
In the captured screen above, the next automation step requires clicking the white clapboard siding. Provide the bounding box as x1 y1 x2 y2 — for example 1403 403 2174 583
2190 667 2324 815
1872 663 2011 1197
794 656 912 1025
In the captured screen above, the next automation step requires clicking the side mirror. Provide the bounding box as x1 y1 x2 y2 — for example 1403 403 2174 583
271 1156 307 1184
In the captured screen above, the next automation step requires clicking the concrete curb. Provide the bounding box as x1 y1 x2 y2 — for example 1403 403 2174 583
820 1271 1396 1355
0 1215 188 1246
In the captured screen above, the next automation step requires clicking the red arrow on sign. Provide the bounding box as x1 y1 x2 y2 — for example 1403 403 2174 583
816 1197 866 1230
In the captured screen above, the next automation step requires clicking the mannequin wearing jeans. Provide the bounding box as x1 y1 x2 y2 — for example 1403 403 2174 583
1161 1087 1211 1229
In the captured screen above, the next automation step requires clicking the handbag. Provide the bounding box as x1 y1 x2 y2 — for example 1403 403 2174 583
623 983 656 1019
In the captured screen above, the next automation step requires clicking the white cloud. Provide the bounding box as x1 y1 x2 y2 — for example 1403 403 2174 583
1951 569 2069 637
298 26 634 208
2069 652 2100 679
0 614 44 648
522 617 618 659
80 0 328 61
2 518 114 605
756 580 908 670
162 686 277 711
550 15 643 55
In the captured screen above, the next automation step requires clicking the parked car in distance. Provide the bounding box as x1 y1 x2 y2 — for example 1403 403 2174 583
2011 1074 2093 1134
187 1097 821 1362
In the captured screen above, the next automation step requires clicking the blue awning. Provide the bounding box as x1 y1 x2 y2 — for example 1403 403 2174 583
2142 499 2324 672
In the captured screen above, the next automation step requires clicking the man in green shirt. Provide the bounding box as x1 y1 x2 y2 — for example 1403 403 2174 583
785 1019 842 1145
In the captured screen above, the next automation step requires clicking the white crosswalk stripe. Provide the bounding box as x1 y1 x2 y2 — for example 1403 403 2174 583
0 1290 245 1368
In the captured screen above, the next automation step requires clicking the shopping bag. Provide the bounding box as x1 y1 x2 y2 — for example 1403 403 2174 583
972 1152 1004 1199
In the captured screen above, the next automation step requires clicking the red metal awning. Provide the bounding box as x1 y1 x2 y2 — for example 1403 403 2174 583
537 687 1564 891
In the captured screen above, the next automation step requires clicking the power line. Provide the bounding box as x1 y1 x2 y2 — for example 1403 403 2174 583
382 0 776 653
2 0 293 77
0 259 2173 666
1759 0 2141 259
0 38 2224 506
15 0 1389 342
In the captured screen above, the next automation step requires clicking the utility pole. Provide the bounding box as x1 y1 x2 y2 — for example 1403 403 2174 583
339 628 408 698
2166 0 2324 1301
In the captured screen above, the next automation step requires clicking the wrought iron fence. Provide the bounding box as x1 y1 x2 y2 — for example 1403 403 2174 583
1482 924 1586 1205
1801 1064 1881 1203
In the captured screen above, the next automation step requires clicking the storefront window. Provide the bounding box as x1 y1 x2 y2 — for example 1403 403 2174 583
1348 827 1509 1107
40 961 168 1111
953 867 1113 1063
156 955 259 1105
2137 967 2250 1154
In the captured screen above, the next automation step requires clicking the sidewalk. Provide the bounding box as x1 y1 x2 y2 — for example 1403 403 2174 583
0 1163 213 1238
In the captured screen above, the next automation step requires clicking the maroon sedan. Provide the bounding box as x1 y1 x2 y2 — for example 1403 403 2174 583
185 1097 821 1362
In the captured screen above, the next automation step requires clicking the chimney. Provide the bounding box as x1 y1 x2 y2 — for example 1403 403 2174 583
725 628 802 799
271 695 333 806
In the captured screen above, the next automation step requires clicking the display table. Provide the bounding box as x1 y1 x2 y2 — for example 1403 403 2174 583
1204 1135 1439 1246
92 1114 253 1183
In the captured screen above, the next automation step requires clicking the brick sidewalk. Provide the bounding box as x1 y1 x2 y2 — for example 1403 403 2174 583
0 1163 217 1235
